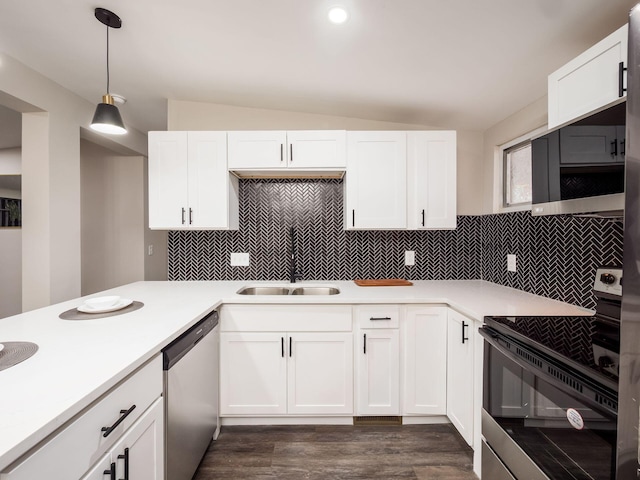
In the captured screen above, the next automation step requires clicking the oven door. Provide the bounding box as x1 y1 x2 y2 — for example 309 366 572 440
480 327 617 480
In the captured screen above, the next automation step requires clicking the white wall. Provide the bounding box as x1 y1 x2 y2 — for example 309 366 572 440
481 96 547 214
0 228 21 319
80 140 167 295
80 140 145 295
168 100 485 215
0 53 148 310
0 148 21 174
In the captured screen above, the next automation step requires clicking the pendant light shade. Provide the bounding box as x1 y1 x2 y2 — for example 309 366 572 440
90 8 127 135
91 94 126 134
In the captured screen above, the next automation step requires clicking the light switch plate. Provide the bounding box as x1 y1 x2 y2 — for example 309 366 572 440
507 254 517 272
405 250 415 266
230 252 250 266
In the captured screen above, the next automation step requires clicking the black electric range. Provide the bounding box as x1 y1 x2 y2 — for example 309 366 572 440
480 267 622 480
484 267 621 388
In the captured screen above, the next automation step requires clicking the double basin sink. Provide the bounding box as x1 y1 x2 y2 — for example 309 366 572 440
238 285 340 296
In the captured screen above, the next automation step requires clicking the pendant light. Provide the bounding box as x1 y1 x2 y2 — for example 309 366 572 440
90 8 127 135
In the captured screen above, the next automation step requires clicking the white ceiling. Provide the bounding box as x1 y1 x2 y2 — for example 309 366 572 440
0 0 636 134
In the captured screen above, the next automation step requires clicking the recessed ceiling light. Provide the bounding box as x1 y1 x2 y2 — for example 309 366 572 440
328 6 349 24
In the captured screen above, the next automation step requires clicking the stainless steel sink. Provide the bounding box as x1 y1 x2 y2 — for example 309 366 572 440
236 285 340 296
290 287 340 296
237 286 291 295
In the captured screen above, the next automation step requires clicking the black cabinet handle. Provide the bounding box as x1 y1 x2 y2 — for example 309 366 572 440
364 333 367 354
189 208 193 225
370 316 391 321
290 144 293 162
621 139 626 157
181 207 185 225
619 62 627 97
421 209 425 227
289 336 292 357
101 405 136 437
352 209 355 227
281 144 284 162
281 337 284 357
462 321 469 344
104 462 116 480
118 448 129 480
611 140 618 158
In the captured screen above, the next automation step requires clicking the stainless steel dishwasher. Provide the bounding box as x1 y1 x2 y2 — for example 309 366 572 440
163 309 219 480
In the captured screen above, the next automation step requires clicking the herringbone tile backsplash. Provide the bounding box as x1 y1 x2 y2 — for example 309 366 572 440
168 179 623 309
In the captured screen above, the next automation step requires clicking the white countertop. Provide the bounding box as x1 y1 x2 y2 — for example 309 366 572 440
0 279 590 470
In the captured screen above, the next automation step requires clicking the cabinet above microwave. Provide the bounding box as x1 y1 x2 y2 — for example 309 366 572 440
532 102 625 216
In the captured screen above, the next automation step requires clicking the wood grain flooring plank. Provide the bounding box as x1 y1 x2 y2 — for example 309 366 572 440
192 424 478 480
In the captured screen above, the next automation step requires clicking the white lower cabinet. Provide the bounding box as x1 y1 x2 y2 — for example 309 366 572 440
81 398 164 480
288 333 354 415
1 356 163 480
447 309 475 446
220 331 353 416
403 306 447 415
356 329 400 415
220 332 287 415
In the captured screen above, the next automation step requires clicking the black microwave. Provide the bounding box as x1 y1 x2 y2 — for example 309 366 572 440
532 102 625 216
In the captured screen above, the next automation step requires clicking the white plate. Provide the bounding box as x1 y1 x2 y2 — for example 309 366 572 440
83 295 121 310
0 343 3 353
77 298 133 314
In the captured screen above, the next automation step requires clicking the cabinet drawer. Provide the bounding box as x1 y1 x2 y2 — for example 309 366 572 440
356 305 400 329
2 355 162 480
221 305 352 332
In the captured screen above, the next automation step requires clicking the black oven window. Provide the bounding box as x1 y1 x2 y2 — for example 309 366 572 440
485 345 616 480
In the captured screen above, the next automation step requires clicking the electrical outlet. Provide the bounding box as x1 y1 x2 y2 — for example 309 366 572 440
405 250 415 266
507 254 517 272
147 244 153 256
230 252 250 266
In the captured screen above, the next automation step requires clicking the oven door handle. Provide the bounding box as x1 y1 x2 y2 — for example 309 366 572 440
479 327 617 418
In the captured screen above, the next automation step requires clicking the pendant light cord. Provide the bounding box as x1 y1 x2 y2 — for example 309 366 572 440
106 24 110 94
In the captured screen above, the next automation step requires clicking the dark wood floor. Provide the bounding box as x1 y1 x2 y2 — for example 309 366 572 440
193 424 478 479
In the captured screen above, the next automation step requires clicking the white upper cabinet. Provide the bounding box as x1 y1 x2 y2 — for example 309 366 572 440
345 131 407 229
148 131 188 229
286 131 347 169
548 24 628 129
407 131 457 230
227 130 346 172
148 131 239 230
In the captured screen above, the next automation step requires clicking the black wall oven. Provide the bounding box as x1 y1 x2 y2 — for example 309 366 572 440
480 268 621 480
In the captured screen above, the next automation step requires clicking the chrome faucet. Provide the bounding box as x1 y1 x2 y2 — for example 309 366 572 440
289 226 303 283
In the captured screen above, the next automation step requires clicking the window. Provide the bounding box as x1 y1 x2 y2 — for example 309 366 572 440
503 141 532 207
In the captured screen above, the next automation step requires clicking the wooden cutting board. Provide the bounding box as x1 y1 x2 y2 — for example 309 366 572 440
354 279 413 287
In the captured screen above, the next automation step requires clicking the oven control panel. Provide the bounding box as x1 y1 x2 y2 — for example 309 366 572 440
593 267 623 297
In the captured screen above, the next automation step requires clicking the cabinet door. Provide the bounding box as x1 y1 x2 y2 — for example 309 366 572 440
81 398 163 480
407 131 456 229
228 131 287 169
356 329 400 415
115 398 164 480
148 131 189 229
447 310 474 446
403 306 447 415
187 131 236 229
287 333 353 415
345 131 407 229
548 24 628 128
220 332 287 415
559 126 619 164
287 130 346 169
